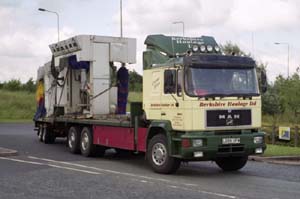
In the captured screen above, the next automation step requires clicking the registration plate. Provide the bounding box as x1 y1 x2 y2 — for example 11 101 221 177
222 138 240 145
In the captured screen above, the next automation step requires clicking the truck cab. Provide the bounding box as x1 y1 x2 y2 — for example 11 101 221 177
143 35 266 172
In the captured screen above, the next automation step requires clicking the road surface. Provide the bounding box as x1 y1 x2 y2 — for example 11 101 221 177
0 123 299 199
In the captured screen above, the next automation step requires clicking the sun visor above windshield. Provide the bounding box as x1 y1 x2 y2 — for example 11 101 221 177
144 34 219 57
143 34 221 69
184 54 256 68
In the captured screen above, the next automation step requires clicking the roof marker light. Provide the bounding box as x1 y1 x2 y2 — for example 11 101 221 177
207 45 213 52
200 45 206 52
192 44 199 52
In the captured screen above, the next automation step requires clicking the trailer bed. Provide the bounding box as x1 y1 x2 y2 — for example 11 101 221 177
36 114 132 127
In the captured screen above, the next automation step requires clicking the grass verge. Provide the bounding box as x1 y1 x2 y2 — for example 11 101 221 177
0 89 35 122
0 90 142 122
263 144 300 157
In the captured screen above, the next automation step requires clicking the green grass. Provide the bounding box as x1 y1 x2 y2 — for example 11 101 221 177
263 144 300 157
0 89 35 122
262 114 300 146
0 90 142 121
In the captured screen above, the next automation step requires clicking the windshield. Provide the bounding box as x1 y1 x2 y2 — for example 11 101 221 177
185 67 259 97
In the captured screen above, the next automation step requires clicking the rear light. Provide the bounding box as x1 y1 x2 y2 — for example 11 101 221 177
181 139 191 148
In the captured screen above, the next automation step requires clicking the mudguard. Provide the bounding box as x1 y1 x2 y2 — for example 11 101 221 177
146 120 174 154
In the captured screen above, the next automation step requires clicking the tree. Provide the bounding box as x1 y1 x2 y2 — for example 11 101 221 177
22 78 36 92
275 74 300 122
221 42 249 56
129 70 142 92
3 79 22 91
261 84 284 125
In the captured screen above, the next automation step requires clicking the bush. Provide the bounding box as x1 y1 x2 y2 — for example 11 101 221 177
3 79 22 91
22 78 36 93
1 78 36 93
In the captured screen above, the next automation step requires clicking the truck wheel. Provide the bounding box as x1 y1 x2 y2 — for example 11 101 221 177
68 126 80 154
38 126 44 142
43 126 55 144
80 127 105 157
215 156 248 171
147 134 181 174
80 127 94 157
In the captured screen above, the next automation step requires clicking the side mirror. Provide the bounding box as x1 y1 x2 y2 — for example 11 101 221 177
260 70 267 93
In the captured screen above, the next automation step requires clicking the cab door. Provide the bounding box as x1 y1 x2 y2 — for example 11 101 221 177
161 69 184 130
143 70 162 120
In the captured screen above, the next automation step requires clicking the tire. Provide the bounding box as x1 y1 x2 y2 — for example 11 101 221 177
215 156 248 171
147 134 181 174
80 127 106 157
68 126 81 154
38 125 44 142
43 126 55 144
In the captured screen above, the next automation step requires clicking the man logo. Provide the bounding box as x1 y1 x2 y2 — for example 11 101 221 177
234 114 240 119
218 114 240 120
207 109 251 127
226 118 234 125
218 113 240 126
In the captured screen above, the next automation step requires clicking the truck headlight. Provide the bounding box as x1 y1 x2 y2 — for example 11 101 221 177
192 139 203 147
207 45 213 52
200 45 206 52
192 44 199 52
254 136 263 144
255 148 263 154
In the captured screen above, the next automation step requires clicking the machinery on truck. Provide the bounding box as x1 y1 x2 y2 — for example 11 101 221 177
34 34 267 174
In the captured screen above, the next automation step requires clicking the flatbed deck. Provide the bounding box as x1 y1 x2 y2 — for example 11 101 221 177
36 114 132 127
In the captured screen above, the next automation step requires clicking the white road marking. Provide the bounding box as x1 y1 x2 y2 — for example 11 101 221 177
47 164 102 175
27 156 237 199
0 157 102 175
28 156 172 183
183 183 197 187
0 157 44 165
179 186 237 199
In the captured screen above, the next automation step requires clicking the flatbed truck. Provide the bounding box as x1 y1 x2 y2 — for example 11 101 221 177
34 34 267 174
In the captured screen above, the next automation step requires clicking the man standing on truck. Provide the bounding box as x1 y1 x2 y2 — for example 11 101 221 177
117 63 129 114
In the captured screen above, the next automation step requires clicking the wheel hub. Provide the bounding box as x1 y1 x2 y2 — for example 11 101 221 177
152 143 167 166
81 133 89 151
68 132 75 148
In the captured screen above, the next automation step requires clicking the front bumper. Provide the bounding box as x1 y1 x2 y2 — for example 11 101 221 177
171 131 266 160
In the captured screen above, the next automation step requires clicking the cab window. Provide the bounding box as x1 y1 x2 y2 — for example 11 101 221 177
164 70 176 94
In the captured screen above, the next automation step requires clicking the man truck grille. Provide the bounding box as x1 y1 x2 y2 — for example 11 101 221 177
218 144 245 153
206 109 251 127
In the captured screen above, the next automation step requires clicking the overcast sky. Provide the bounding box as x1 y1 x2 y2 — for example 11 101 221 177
1 0 300 83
